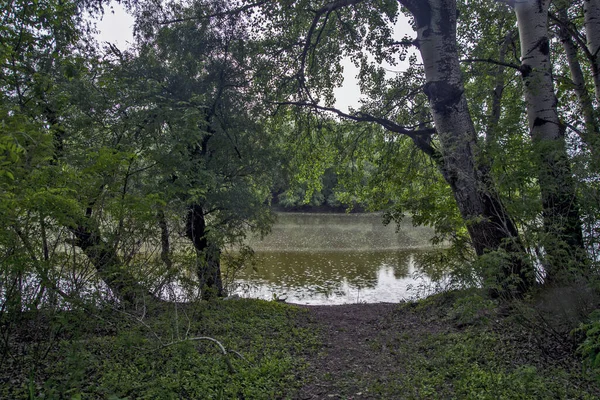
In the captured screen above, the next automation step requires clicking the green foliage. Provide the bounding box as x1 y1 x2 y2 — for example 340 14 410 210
450 291 497 326
2 300 318 399
575 310 600 381
1 0 285 309
0 127 23 182
1 3 600 399
371 295 598 399
2 0 598 310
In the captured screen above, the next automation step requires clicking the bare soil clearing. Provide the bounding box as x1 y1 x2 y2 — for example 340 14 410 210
292 302 454 400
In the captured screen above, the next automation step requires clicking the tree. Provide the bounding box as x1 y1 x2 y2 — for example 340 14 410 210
0 0 155 307
0 0 278 308
224 0 534 294
555 1 600 161
189 0 597 293
584 0 600 101
553 0 600 263
120 3 278 299
508 0 585 282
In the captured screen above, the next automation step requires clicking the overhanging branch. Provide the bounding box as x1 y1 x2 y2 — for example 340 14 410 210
277 101 433 135
275 100 438 157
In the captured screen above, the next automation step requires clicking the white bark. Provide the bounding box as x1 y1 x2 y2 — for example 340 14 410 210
401 0 531 294
584 0 600 101
515 0 560 143
514 0 584 278
402 0 484 231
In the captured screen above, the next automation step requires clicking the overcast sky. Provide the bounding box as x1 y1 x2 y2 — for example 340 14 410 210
94 2 415 112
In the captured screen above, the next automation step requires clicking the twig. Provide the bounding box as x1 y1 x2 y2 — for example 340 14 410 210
159 1 270 25
298 0 364 85
230 349 253 366
460 58 522 71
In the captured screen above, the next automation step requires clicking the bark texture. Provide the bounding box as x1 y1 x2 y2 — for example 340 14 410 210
515 0 584 281
186 203 224 300
70 218 154 305
558 7 600 160
400 0 532 294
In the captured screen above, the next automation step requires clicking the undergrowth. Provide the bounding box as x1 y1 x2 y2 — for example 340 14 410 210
371 290 600 399
1 299 319 399
3 289 600 399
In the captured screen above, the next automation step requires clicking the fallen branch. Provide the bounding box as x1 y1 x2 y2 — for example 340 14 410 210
161 336 237 373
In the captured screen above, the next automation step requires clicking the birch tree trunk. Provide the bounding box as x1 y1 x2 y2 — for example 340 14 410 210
514 0 585 282
584 0 600 101
401 0 532 294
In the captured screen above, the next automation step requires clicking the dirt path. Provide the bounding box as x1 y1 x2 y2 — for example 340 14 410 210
292 303 447 400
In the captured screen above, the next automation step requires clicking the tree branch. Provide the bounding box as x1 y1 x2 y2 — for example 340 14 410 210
460 58 522 71
390 39 419 47
275 100 438 158
159 1 270 25
549 11 593 62
298 0 365 86
276 101 434 135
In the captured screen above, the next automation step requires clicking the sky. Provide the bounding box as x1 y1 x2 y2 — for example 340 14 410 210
94 2 415 112
94 2 135 50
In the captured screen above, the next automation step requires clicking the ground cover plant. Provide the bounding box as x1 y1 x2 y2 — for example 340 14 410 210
1 300 318 399
3 289 600 398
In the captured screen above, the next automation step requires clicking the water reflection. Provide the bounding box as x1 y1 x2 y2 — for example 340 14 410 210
230 213 443 304
233 249 441 304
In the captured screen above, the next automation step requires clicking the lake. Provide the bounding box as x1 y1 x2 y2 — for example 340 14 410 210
228 212 446 304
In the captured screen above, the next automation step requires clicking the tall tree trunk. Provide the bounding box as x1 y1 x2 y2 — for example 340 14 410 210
185 203 224 300
558 6 600 161
157 209 173 271
514 0 585 282
401 0 533 295
584 0 600 101
154 209 176 296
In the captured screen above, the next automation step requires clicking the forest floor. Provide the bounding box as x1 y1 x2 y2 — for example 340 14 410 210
292 302 431 399
2 290 600 399
290 291 600 399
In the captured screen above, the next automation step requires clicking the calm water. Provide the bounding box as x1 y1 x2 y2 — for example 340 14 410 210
229 213 445 304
